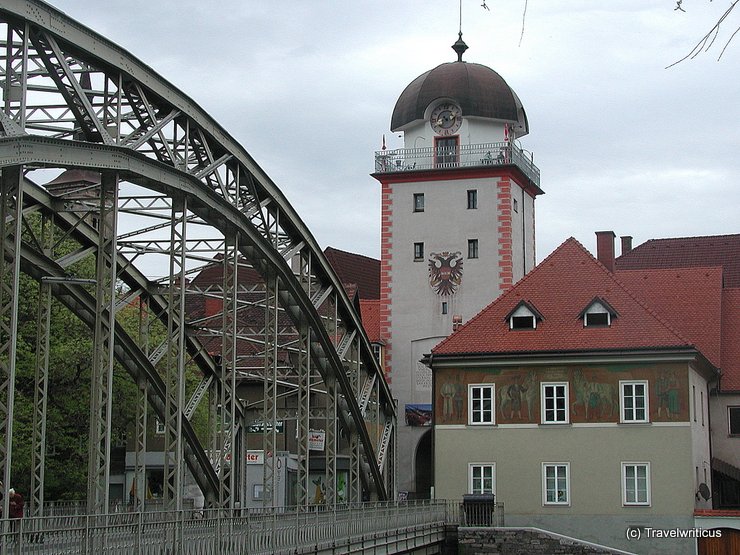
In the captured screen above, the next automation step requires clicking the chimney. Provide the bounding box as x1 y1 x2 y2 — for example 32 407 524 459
595 231 616 272
620 236 633 256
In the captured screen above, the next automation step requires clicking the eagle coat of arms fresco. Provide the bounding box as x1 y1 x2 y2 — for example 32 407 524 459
428 251 463 296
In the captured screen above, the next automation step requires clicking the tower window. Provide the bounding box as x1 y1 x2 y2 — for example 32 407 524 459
414 242 424 261
442 301 448 315
513 198 519 213
413 193 425 212
467 189 478 209
434 136 459 167
468 239 479 259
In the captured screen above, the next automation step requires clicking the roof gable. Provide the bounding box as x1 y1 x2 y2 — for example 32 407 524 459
433 238 693 356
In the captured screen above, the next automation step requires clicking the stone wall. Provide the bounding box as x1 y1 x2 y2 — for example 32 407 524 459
456 527 632 555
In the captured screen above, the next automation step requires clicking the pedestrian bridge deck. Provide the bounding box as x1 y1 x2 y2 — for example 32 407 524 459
1 500 491 555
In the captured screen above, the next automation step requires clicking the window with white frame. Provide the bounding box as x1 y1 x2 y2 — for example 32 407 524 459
469 463 495 494
542 463 570 505
541 382 569 423
620 381 648 423
155 418 165 435
468 384 495 425
622 462 650 505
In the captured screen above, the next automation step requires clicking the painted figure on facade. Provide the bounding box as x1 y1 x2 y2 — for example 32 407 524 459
499 370 537 420
453 374 465 420
429 251 463 295
656 370 679 419
571 370 616 420
441 379 456 420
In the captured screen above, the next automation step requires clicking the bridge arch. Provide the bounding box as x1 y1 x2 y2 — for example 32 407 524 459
0 1 394 514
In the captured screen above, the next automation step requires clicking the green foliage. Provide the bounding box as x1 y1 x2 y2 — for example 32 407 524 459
8 213 212 502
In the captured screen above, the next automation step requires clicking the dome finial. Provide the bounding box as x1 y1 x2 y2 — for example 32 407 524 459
452 32 468 62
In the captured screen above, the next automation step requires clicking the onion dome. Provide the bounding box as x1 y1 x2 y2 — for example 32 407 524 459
390 35 529 136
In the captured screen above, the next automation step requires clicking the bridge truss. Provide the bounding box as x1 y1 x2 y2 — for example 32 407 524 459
0 0 395 518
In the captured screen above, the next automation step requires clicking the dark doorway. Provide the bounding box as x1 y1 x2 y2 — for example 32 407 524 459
415 430 432 499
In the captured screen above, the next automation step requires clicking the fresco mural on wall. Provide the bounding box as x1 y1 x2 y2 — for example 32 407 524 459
498 370 537 421
571 369 617 420
656 369 680 418
439 371 466 421
434 363 687 425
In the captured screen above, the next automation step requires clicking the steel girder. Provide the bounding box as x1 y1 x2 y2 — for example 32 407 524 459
0 0 395 511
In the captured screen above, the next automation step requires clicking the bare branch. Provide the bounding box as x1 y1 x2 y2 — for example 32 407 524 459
519 0 529 47
667 0 739 68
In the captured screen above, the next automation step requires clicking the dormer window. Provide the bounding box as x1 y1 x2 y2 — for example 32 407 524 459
580 298 618 328
505 301 543 330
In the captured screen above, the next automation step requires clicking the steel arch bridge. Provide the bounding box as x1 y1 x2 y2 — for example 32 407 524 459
0 0 395 517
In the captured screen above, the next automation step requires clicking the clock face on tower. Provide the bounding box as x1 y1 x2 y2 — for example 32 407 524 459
430 102 462 136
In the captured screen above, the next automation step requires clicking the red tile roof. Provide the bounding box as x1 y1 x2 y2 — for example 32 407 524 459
433 238 693 356
616 267 723 368
323 247 380 300
721 289 740 391
616 233 740 392
616 234 740 288
360 299 381 343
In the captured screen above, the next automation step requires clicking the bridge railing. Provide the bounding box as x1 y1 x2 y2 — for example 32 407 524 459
0 500 478 554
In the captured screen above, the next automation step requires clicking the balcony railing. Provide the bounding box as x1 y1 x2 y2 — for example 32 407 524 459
374 141 540 188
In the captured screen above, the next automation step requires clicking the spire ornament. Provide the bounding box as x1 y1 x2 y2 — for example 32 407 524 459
452 32 469 62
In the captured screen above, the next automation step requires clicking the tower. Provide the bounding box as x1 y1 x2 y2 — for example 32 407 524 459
372 35 543 497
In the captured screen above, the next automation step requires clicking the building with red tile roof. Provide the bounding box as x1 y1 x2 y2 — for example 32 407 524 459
427 233 736 555
323 247 380 300
615 233 740 288
614 233 740 517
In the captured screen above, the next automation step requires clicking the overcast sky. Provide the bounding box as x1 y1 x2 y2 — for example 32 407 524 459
48 0 739 262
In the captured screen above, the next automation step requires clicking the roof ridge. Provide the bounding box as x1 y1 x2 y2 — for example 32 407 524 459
637 233 740 243
323 246 380 263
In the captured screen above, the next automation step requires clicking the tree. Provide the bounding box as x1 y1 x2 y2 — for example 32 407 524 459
10 214 207 501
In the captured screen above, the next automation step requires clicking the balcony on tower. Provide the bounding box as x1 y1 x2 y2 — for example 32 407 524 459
373 141 540 188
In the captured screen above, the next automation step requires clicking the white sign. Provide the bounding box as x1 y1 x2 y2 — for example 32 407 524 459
246 450 264 464
308 430 326 451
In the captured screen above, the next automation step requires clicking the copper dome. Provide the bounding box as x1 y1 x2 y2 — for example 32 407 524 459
390 61 528 135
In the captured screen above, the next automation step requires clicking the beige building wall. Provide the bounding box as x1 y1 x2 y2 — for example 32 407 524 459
435 425 697 554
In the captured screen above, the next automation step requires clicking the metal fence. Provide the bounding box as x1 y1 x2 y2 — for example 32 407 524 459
459 495 505 527
31 499 196 517
0 500 474 555
374 141 540 187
